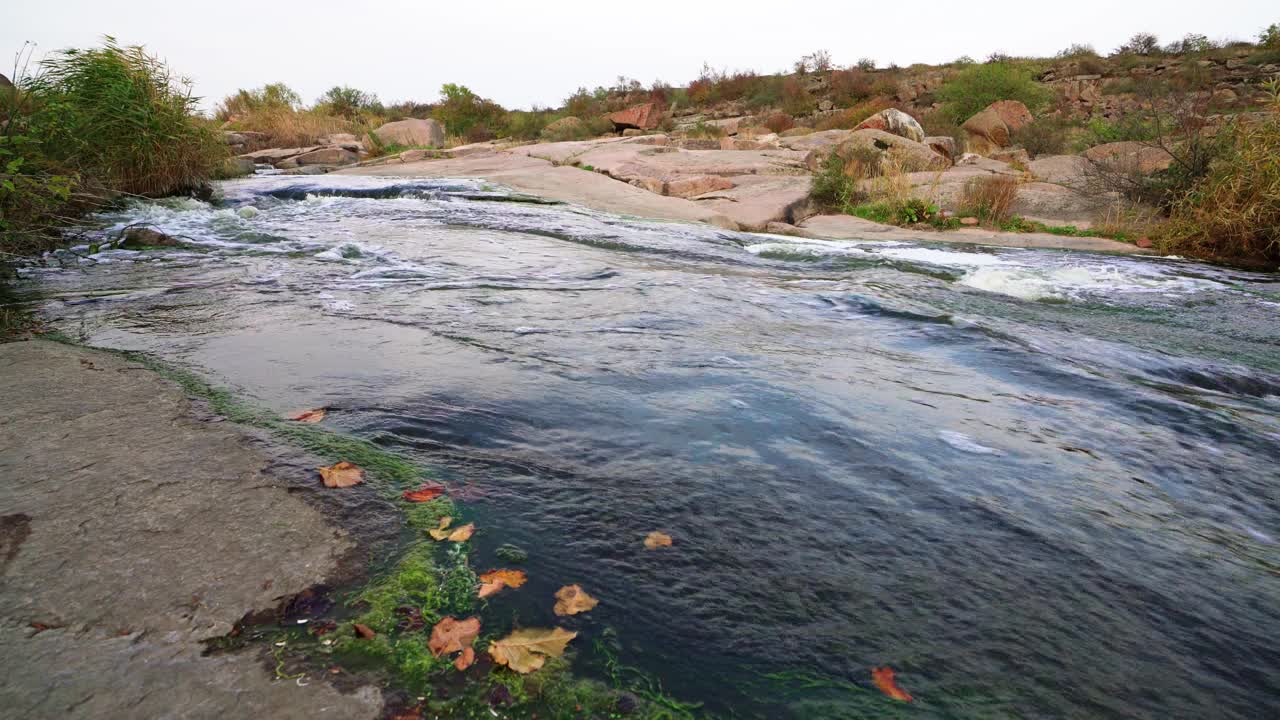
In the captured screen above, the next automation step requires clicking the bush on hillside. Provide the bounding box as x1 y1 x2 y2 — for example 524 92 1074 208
828 69 874 106
935 62 1050 124
1011 116 1072 157
763 112 796 134
781 77 816 116
1115 32 1160 56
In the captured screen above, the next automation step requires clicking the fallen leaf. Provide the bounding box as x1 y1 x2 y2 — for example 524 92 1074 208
288 408 327 423
319 461 363 488
429 616 481 657
426 516 453 540
871 667 913 702
353 623 376 640
478 569 528 598
402 482 446 503
454 646 476 671
447 523 475 542
553 585 599 616
488 627 577 674
644 531 673 549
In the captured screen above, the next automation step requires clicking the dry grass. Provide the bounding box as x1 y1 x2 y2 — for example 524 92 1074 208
959 175 1020 226
224 108 377 148
1156 113 1280 265
814 98 894 131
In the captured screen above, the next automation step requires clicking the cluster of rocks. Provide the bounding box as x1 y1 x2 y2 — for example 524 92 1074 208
223 118 446 176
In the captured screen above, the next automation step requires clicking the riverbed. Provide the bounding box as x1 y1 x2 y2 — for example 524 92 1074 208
12 175 1280 718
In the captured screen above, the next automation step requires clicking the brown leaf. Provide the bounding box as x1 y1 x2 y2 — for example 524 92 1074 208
427 516 453 540
487 627 577 674
478 569 528 598
428 616 481 657
288 407 327 423
402 482 446 503
871 666 913 702
644 531 673 549
553 585 599 616
447 523 475 542
353 623 376 640
319 461 364 488
453 646 476 671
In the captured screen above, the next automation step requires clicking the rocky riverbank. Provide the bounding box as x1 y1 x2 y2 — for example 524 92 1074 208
0 339 383 719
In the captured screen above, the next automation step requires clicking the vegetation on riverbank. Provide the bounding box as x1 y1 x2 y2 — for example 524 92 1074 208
0 38 226 257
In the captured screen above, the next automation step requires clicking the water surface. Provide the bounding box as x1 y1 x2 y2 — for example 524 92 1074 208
12 176 1280 718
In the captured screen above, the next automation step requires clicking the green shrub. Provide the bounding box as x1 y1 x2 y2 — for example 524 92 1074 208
1158 114 1280 265
1012 116 1072 157
1076 115 1159 148
1263 22 1280 48
2 38 224 255
936 62 1051 124
216 82 301 120
23 38 224 198
1115 32 1161 56
432 83 506 139
315 85 380 118
504 110 550 140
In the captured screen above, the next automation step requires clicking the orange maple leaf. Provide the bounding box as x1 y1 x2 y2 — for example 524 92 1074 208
871 666 913 702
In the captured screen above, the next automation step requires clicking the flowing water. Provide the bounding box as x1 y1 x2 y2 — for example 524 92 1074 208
10 176 1280 718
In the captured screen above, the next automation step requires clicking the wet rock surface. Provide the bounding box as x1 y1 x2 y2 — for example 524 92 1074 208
0 340 381 719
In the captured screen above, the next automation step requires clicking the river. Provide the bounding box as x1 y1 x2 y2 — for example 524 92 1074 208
11 175 1280 719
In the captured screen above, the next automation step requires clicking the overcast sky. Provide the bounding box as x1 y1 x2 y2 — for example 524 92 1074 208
5 1 1276 112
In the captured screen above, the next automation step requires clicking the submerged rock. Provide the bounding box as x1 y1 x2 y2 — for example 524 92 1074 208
120 227 183 248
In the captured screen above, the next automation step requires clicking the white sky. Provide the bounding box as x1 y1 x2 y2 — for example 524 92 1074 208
4 1 1276 112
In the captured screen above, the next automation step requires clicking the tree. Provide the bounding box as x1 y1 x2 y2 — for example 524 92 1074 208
316 86 378 118
1116 32 1160 56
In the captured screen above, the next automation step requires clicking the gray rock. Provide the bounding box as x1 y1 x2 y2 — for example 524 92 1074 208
373 118 444 148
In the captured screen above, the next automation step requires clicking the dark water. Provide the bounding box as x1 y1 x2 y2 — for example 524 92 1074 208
10 176 1280 718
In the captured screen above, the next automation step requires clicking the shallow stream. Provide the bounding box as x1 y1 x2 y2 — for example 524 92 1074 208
10 176 1280 718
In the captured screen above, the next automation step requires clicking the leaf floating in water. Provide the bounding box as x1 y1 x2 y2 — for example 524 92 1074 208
488 627 577 674
453 645 476 671
402 482 446 503
644 531 673 549
478 569 528 598
871 666 913 702
447 523 475 542
427 516 453 540
553 585 599 616
352 623 377 640
428 616 481 657
318 461 363 488
288 408 326 423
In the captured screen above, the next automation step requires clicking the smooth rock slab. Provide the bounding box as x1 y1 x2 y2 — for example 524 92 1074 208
0 340 380 719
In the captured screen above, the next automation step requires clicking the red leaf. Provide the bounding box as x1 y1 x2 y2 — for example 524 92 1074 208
871 666 913 702
402 482 446 503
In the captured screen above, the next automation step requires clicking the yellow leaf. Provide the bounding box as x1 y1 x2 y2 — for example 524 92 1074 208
553 585 599 616
478 569 528 598
644 531 673 549
318 461 363 488
488 627 577 674
447 523 475 542
288 408 326 423
427 516 452 541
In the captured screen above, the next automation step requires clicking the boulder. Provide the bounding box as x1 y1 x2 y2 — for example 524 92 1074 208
608 103 662 132
292 147 359 166
373 118 444 148
854 108 926 143
924 135 957 162
1027 154 1088 186
1082 141 1174 175
541 116 587 141
961 100 1034 155
241 146 320 163
988 147 1031 167
221 157 256 178
0 72 12 89
120 227 182 249
664 175 735 198
778 129 853 152
808 129 949 173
